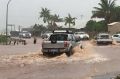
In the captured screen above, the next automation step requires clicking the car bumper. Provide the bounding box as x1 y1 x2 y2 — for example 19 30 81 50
42 48 68 53
97 41 112 44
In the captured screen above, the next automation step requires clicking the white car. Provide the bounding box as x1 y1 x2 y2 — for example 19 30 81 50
96 33 113 44
112 34 120 43
74 32 89 40
19 31 31 38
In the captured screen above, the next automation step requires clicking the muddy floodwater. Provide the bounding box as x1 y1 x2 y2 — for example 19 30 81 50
0 41 108 66
0 41 120 79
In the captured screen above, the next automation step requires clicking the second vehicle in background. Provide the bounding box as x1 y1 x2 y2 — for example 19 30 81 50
74 32 89 41
112 34 120 43
96 33 113 45
19 31 32 38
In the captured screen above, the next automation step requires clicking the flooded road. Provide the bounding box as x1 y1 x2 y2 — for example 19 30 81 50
0 38 42 56
0 40 120 79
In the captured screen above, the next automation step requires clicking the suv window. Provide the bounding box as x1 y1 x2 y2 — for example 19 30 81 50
68 35 73 41
69 34 75 41
72 35 76 41
49 34 68 41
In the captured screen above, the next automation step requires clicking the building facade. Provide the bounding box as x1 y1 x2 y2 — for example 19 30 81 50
108 22 120 34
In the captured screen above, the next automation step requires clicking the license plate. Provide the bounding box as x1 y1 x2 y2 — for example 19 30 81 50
103 41 107 43
50 49 58 52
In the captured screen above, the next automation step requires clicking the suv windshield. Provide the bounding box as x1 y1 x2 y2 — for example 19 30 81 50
49 34 68 41
100 35 109 39
113 35 119 37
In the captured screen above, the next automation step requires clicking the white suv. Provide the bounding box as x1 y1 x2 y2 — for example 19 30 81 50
42 30 76 57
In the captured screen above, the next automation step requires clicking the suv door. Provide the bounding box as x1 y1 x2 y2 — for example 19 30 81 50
69 34 76 47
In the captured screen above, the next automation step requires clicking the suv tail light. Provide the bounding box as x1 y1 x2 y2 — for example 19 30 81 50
64 41 69 47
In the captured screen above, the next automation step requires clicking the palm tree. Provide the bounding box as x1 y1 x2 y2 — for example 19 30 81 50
92 0 116 24
39 8 51 24
49 14 63 26
64 14 76 28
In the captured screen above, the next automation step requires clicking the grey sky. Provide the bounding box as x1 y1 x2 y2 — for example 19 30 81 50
0 0 120 32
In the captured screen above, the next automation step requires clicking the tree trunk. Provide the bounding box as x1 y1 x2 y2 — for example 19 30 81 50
105 16 111 32
69 23 70 28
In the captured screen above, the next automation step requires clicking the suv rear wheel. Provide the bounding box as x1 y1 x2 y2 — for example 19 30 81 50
65 47 73 57
43 52 47 56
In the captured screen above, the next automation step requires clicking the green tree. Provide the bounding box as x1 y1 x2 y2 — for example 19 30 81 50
39 8 63 28
49 14 63 26
85 20 106 32
85 20 106 38
39 8 51 24
110 6 120 22
32 24 47 36
64 14 76 28
92 0 116 24
86 20 96 32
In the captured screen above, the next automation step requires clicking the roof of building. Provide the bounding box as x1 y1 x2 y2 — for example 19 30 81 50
108 22 119 26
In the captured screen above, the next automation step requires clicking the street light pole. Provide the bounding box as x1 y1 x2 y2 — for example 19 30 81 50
6 0 12 45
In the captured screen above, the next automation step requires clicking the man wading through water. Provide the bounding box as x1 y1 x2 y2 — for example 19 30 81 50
33 37 37 44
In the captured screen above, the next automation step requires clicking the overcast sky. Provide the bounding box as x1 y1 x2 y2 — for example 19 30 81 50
0 0 120 32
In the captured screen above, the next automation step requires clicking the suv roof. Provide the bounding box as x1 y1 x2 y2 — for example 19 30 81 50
74 32 86 34
98 33 110 36
53 30 73 34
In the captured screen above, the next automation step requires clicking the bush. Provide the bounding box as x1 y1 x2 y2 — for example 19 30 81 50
0 35 7 44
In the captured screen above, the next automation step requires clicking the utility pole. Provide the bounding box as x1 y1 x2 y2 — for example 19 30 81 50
6 0 12 45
